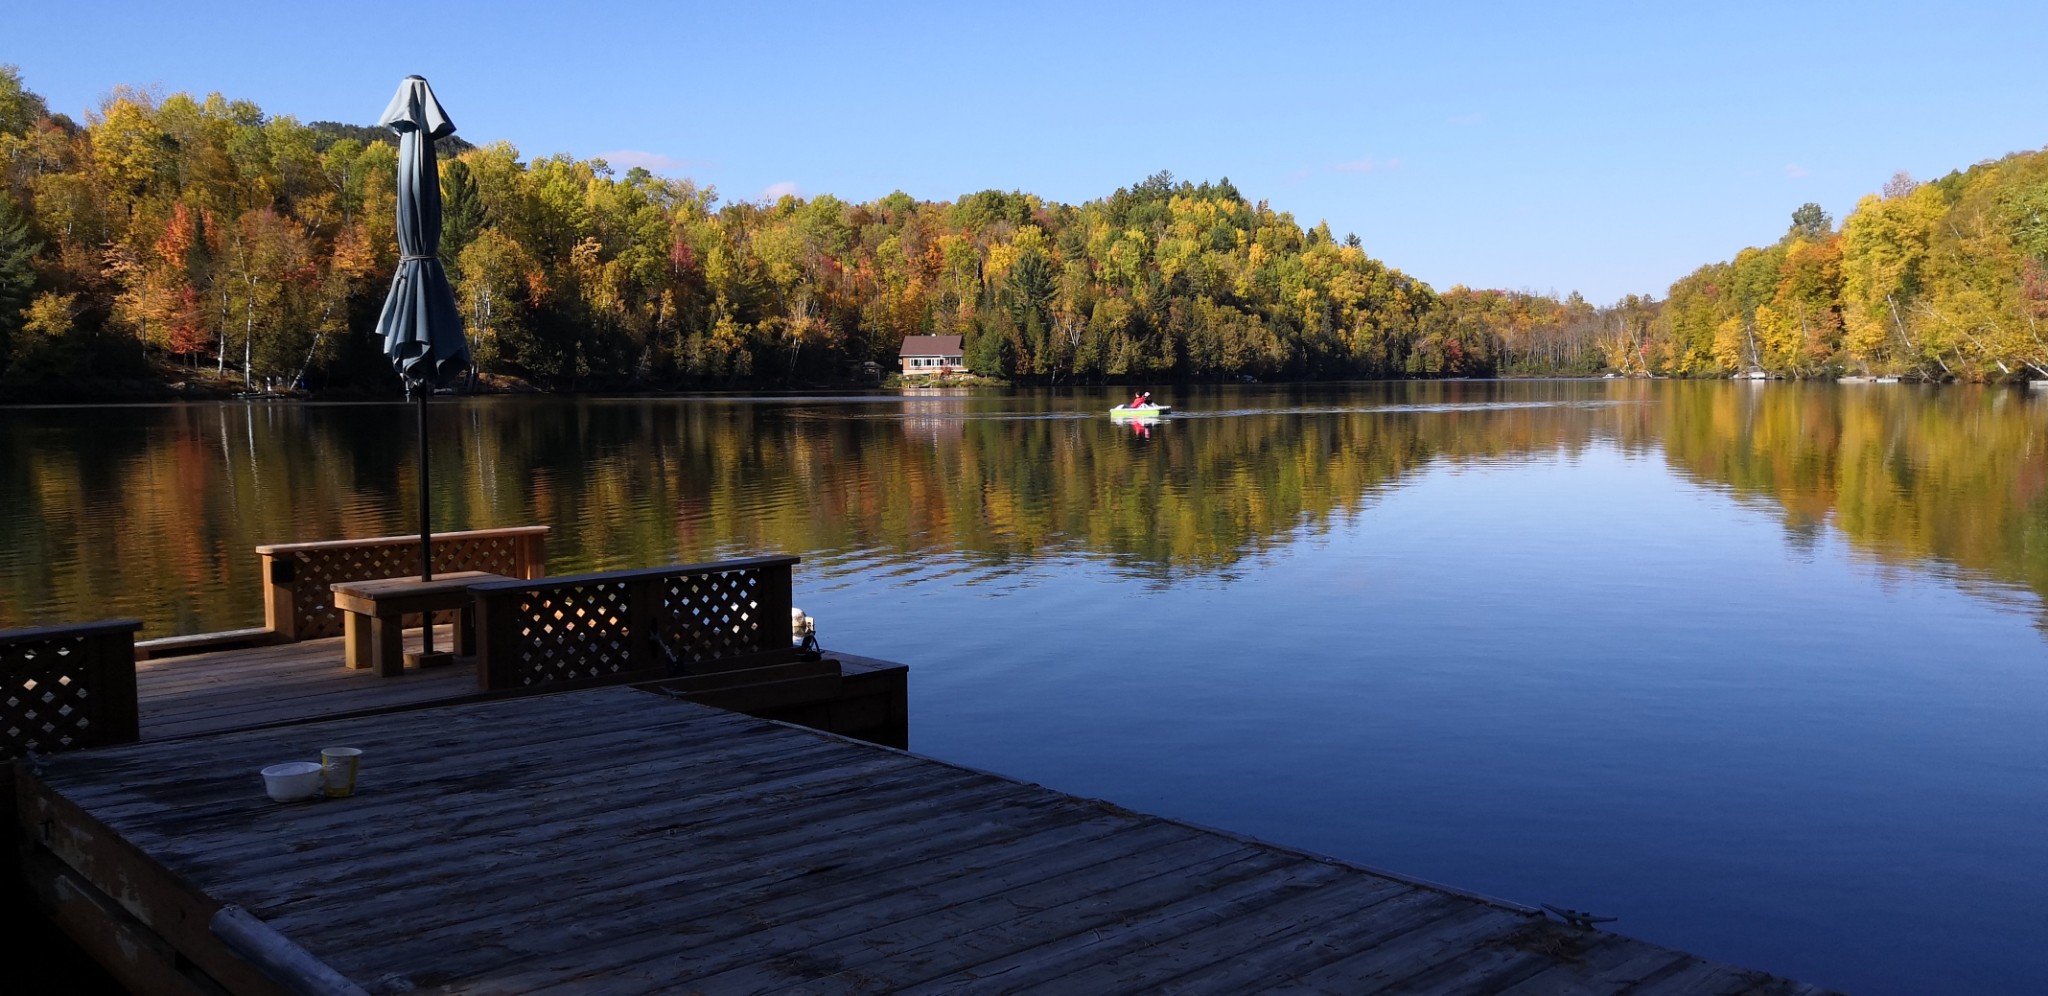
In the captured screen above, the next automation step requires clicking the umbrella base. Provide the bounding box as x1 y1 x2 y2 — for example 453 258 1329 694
405 650 457 669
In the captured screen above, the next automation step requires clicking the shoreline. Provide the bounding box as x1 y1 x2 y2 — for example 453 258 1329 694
0 370 2002 406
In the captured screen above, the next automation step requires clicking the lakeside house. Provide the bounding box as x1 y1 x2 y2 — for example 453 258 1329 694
899 335 966 377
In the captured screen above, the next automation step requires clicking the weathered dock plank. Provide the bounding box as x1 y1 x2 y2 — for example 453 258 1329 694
136 629 477 740
1493 936 1692 995
132 629 906 747
19 686 1838 995
889 864 1398 992
16 849 218 996
317 783 1122 981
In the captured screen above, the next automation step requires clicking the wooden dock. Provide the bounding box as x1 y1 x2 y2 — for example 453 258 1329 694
137 630 475 741
132 628 907 746
18 685 1839 995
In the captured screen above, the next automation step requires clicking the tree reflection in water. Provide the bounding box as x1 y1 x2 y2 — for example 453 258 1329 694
0 380 2042 636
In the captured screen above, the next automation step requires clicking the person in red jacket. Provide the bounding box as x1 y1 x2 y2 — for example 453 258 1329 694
1128 390 1151 409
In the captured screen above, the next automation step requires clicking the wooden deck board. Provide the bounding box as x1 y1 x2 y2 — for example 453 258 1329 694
95 712 820 833
203 741 885 908
364 810 1149 986
596 830 1271 987
24 685 1839 995
899 867 1416 993
1261 904 1538 991
1496 937 1695 995
1624 958 1803 996
684 847 1310 994
256 760 1018 936
446 824 1242 992
69 703 775 818
1055 887 1469 994
137 628 478 741
134 632 906 748
319 790 1129 983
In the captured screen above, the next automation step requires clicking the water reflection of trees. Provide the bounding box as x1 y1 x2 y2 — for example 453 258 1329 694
2 384 2044 634
1652 383 2048 601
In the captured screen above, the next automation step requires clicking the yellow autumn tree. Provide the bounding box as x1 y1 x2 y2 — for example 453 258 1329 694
1839 188 1940 371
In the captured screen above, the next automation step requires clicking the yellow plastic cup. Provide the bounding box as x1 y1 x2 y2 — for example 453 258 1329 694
320 747 363 798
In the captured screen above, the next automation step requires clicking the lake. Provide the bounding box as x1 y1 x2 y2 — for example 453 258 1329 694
3 380 2044 994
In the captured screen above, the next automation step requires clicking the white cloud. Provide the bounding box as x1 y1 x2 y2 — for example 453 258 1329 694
760 180 800 200
595 150 694 174
1784 163 1811 179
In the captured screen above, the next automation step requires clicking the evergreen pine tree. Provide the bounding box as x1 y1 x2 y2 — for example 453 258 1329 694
0 194 41 367
439 158 486 269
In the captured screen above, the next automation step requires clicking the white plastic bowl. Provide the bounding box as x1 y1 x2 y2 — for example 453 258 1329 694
261 761 323 802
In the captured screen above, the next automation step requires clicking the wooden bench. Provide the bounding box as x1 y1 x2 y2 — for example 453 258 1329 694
258 526 548 642
330 572 508 676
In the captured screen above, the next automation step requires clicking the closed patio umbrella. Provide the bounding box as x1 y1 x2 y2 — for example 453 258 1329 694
373 75 469 655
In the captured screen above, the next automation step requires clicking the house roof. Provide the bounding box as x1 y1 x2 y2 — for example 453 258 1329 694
899 335 963 357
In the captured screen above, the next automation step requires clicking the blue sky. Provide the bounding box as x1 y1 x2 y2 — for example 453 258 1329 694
11 1 2047 302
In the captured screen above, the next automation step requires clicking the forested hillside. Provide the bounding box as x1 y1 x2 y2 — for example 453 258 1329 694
1351 161 2048 383
1648 164 2048 380
2 66 2046 395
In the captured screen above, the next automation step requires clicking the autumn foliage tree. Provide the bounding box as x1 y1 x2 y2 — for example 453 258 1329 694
6 64 2048 393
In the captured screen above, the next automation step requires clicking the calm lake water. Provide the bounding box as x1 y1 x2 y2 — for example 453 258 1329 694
4 380 2046 993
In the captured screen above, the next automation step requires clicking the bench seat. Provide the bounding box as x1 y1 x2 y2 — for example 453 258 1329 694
330 572 508 676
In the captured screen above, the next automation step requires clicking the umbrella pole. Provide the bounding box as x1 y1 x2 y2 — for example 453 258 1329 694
416 384 435 655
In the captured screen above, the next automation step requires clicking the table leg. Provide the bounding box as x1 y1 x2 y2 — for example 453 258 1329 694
457 605 477 656
343 612 372 670
371 613 405 677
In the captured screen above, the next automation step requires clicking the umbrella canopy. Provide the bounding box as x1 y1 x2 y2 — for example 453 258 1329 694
373 76 469 604
374 75 469 388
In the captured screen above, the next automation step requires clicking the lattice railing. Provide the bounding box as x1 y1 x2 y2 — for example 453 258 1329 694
493 579 636 686
0 620 142 761
256 526 547 641
656 569 780 672
472 556 797 692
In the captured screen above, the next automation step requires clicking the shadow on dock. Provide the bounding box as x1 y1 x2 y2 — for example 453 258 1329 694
18 687 1840 995
2 536 1834 993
